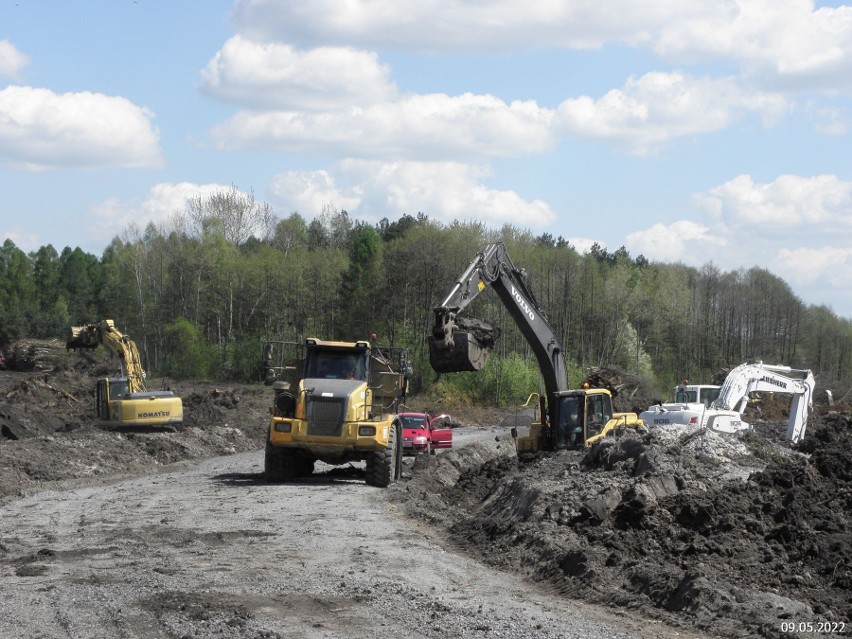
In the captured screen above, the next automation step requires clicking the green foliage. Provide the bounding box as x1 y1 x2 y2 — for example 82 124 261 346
3 206 852 396
163 317 218 380
431 353 542 408
337 225 383 340
0 305 26 348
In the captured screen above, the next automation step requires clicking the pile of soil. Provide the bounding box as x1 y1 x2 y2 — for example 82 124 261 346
0 339 270 499
397 409 852 639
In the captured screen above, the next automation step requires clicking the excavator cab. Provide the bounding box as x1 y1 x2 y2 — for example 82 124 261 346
552 392 610 449
555 394 584 448
427 308 499 373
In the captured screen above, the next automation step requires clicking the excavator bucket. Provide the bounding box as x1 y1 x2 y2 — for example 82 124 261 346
428 317 500 373
66 325 100 350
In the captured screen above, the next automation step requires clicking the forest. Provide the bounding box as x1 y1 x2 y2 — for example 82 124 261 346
2 186 851 406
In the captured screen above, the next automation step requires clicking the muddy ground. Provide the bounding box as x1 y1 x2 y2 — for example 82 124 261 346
1 339 851 639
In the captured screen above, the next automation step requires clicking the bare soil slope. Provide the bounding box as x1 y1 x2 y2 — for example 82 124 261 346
397 411 852 639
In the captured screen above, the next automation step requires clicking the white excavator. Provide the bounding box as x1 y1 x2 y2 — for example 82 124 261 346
640 362 816 443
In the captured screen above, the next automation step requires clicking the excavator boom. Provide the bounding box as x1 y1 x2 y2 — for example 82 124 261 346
428 241 645 450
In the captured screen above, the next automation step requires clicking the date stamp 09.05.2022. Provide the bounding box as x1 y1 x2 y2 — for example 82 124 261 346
776 621 847 635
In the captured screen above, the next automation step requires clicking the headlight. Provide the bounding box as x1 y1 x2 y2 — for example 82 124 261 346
415 436 427 443
358 425 376 436
275 391 296 417
274 421 292 433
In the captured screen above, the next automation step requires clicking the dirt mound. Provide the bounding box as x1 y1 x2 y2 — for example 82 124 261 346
399 412 852 639
583 366 659 415
0 339 270 500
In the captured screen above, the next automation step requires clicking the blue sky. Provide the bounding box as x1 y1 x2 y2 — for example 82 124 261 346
2 0 852 316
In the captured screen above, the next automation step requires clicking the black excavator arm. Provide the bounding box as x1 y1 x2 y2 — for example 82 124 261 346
428 242 569 442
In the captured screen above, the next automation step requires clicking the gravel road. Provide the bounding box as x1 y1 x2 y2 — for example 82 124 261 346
0 449 690 639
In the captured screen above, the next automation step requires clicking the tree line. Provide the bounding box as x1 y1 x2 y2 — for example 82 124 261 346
2 186 851 405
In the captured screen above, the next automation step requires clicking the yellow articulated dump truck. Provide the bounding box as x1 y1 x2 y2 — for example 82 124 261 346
66 319 183 428
265 336 410 487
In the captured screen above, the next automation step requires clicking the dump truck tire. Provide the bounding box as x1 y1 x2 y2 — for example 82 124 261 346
296 457 315 478
366 422 401 487
264 440 296 482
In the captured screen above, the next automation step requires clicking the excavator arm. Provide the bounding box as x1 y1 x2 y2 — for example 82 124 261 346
711 361 815 443
67 319 148 393
429 242 569 441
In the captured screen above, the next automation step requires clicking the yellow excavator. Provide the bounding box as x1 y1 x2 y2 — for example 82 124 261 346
428 242 645 450
66 320 183 428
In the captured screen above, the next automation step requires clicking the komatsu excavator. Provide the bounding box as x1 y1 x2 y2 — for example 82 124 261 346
640 362 815 443
428 242 645 450
66 319 183 428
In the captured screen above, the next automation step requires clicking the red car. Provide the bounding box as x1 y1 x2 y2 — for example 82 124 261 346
399 412 454 455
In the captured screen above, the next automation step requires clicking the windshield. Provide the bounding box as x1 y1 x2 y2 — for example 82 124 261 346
400 415 428 429
109 379 130 398
306 350 368 381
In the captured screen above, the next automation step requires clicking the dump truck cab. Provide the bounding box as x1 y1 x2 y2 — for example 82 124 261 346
265 337 407 487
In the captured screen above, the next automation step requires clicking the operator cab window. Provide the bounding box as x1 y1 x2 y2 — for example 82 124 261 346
557 396 583 446
307 352 368 380
110 379 130 398
585 394 611 438
703 388 721 407
675 388 697 403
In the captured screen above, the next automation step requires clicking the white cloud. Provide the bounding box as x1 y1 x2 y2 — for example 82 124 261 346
555 72 788 154
0 40 29 79
694 173 852 230
211 93 554 160
626 220 727 262
804 102 848 135
626 173 852 315
90 182 236 247
230 0 694 51
269 160 556 228
268 170 362 216
141 182 235 221
0 86 163 171
566 237 601 254
229 1 852 91
776 245 852 288
0 227 40 253
199 35 397 110
654 1 852 87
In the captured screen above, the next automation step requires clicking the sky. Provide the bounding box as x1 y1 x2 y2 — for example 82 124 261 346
2 1 852 317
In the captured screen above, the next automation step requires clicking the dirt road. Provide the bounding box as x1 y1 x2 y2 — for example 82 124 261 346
0 450 687 639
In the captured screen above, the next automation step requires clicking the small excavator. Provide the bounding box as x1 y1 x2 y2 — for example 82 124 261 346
428 242 645 450
66 319 183 428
